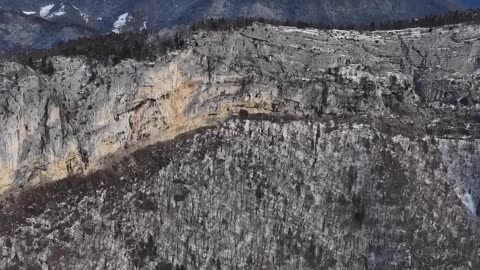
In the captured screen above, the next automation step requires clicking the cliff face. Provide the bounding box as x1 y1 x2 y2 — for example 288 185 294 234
1 23 480 269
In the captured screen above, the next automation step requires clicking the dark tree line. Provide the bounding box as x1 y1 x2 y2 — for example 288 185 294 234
11 30 188 68
185 9 480 32
23 55 55 75
5 8 480 70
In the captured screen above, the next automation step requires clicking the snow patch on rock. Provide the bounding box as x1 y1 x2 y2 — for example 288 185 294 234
72 5 89 23
48 4 66 18
281 26 319 36
462 190 477 215
454 186 478 216
113 13 129 33
22 11 36 15
140 21 148 31
39 4 55 18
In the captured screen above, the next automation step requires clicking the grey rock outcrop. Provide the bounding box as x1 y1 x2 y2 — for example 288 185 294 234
1 23 480 269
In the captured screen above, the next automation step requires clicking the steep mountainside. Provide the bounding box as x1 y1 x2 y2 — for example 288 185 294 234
0 23 480 269
0 0 479 53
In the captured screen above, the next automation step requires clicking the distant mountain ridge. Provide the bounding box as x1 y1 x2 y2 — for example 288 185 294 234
2 0 479 31
461 0 480 8
0 9 94 54
0 0 479 54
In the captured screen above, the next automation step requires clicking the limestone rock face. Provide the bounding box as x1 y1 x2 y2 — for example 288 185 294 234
1 23 480 269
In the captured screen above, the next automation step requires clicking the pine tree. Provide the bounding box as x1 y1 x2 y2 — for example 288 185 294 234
41 60 55 75
27 57 34 68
